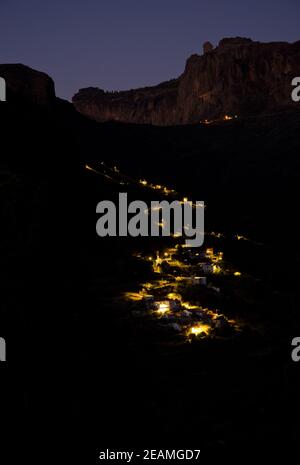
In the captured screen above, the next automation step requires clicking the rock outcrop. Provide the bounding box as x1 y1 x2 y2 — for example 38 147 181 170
203 41 214 54
0 64 56 104
73 37 300 125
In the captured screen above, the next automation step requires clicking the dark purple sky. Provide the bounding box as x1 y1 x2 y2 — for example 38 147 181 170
1 0 299 100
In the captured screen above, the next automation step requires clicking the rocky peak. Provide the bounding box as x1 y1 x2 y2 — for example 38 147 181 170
0 64 55 104
203 41 214 54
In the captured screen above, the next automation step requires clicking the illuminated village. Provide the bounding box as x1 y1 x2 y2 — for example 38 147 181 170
84 160 253 345
124 243 242 342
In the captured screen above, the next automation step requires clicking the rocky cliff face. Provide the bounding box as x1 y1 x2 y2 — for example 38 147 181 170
0 64 55 104
73 37 300 125
72 79 179 126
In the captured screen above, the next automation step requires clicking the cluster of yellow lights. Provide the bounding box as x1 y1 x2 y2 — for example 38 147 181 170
201 115 237 125
164 188 175 195
206 248 223 261
124 291 153 302
156 302 170 315
148 250 188 272
209 231 225 239
142 280 170 291
129 241 240 340
224 115 238 121
167 259 188 269
139 179 176 196
127 249 239 341
181 302 199 310
235 235 249 241
188 324 211 336
213 264 222 274
167 292 182 301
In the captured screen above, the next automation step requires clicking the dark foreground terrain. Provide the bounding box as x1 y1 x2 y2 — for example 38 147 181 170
1 87 300 460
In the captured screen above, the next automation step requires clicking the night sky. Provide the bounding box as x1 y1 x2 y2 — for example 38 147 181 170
1 0 299 100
